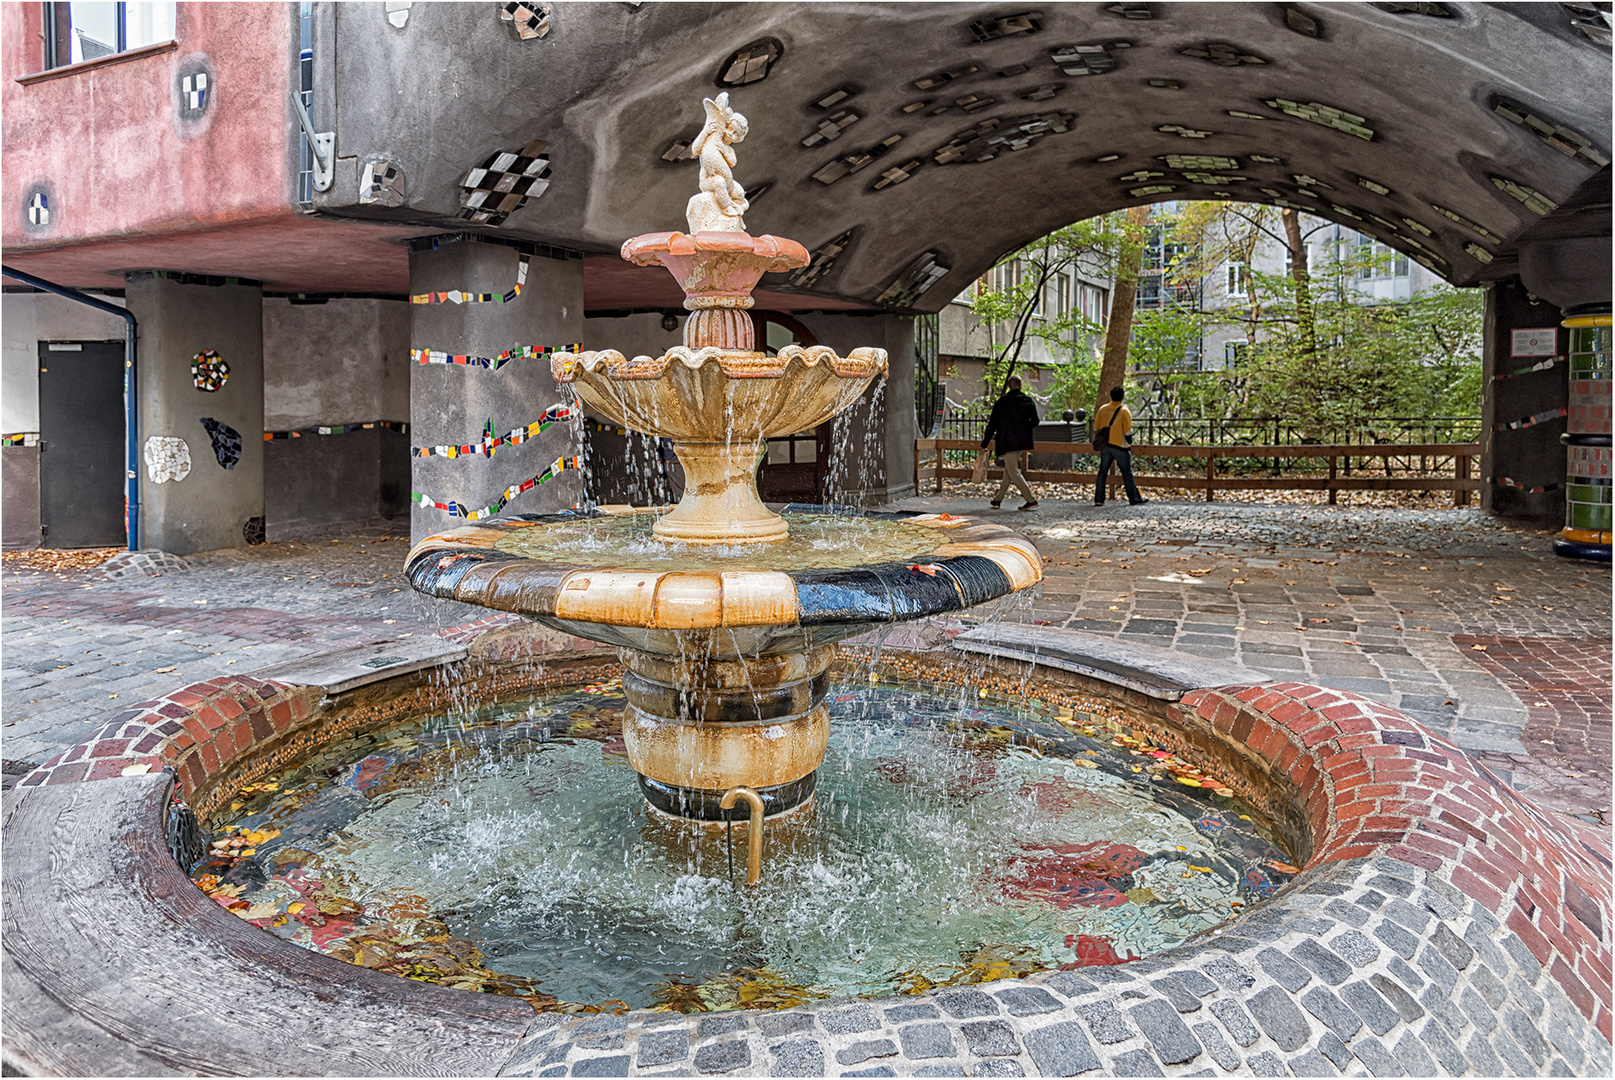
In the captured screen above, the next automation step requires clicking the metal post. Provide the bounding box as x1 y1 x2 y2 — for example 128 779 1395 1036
2 265 139 551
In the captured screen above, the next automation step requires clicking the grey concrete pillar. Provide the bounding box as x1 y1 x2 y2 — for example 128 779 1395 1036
409 240 584 542
1481 278 1567 525
124 274 264 555
798 312 917 506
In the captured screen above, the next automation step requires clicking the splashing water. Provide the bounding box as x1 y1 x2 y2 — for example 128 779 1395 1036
194 681 1297 1012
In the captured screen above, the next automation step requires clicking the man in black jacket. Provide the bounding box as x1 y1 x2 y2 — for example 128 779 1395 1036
981 375 1040 510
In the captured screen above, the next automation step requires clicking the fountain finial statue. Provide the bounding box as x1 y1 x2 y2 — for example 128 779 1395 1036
686 92 750 232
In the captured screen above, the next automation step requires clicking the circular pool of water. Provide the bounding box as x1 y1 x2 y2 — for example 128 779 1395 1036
192 680 1297 1012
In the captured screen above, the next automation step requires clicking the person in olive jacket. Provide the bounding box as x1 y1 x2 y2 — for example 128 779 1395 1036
981 375 1040 510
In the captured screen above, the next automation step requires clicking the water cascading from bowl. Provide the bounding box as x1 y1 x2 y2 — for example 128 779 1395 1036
408 93 1044 834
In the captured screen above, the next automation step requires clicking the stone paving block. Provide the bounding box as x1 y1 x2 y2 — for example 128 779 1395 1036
1391 1031 1437 1077
692 1040 750 1074
897 1023 955 1060
1042 971 1100 1000
768 1039 824 1077
1461 1030 1504 1077
1023 1020 1100 1077
839 1067 895 1078
1506 974 1545 1019
1418 887 1460 923
1292 939 1353 985
1257 947 1314 992
1146 976 1201 1014
1246 1050 1289 1077
910 1066 960 1078
883 1004 940 1025
936 989 1000 1019
960 1021 1019 1058
1174 969 1218 998
1249 986 1313 1051
1503 1006 1549 1066
1383 899 1432 934
1458 985 1498 1032
1328 929 1380 966
972 1061 1025 1077
572 1055 632 1077
638 1030 691 1068
1286 1048 1340 1076
1418 984 1467 1037
1323 899 1371 928
1348 1035 1406 1077
1468 963 1508 1008
695 1016 747 1040
1208 999 1260 1047
993 987 1061 1016
577 1032 625 1051
1316 1032 1355 1070
821 1005 882 1034
1492 1028 1536 1076
1355 889 1388 911
1300 986 1362 1042
1372 920 1418 960
1385 956 1425 994
1544 1010 1586 1070
541 1042 572 1066
1108 1048 1165 1077
1076 1000 1135 1044
1203 956 1255 992
835 1039 897 1067
1128 998 1201 1065
1415 944 1460 995
759 1014 817 1037
1339 980 1400 1037
1417 1016 1470 1075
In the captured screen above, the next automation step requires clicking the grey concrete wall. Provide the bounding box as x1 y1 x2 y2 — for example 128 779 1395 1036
262 297 411 538
410 243 584 541
797 312 917 505
125 275 264 555
1482 278 1567 524
2 292 129 433
3 446 41 550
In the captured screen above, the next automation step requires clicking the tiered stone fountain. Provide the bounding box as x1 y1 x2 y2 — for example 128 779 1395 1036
408 94 1042 827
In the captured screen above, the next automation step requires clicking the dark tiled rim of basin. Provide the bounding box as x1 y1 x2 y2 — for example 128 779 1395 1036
1 622 1608 1077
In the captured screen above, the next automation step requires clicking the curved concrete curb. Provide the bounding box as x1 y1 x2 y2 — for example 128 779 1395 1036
2 629 1609 1076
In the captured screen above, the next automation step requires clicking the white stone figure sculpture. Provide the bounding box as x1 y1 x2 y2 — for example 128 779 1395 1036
144 436 192 484
685 92 750 232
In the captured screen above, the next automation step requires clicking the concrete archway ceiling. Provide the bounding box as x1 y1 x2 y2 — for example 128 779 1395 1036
325 2 1610 312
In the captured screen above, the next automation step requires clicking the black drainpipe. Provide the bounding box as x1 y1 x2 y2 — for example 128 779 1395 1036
2 265 140 552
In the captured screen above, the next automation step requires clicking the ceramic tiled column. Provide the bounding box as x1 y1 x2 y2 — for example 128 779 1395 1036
408 237 584 543
1557 311 1612 560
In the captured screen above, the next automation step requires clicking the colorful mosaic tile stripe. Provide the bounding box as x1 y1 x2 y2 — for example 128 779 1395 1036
1499 406 1568 431
2 432 40 447
409 255 530 305
411 343 581 371
412 404 578 459
1495 355 1565 379
263 420 409 441
1497 476 1561 493
411 455 581 520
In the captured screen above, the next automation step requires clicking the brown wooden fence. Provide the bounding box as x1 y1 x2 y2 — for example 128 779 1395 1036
914 439 1481 507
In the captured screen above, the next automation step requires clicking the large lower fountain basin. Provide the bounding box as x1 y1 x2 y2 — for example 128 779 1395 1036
186 673 1298 1013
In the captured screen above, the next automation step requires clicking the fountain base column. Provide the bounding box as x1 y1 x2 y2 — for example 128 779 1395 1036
620 645 831 820
654 440 787 544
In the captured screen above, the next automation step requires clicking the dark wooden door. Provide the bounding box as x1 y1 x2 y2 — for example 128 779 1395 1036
38 340 125 548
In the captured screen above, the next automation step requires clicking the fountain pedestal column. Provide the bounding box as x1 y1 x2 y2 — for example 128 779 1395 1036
620 645 832 819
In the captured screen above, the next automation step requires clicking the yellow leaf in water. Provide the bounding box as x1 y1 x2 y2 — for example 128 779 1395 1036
1125 887 1158 905
1071 759 1099 769
241 903 280 920
1176 777 1202 787
288 902 305 914
238 849 256 857
1189 865 1212 873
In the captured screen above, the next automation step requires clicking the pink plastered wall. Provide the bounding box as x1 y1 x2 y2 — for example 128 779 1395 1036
2 2 296 252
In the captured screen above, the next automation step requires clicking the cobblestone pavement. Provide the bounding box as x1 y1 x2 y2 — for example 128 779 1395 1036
4 502 1611 823
1 525 483 774
894 497 1612 824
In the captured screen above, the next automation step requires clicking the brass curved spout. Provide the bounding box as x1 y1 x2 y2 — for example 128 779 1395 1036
720 786 765 885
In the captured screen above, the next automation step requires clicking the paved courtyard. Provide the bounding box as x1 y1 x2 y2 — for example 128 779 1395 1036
4 501 1611 824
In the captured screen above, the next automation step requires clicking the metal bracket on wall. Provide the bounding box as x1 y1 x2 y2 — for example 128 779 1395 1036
291 91 334 192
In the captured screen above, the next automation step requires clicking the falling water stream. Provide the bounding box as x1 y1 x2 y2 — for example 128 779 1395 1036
193 680 1297 1013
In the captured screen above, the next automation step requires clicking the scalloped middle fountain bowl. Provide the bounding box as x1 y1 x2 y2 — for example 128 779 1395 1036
553 343 889 544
